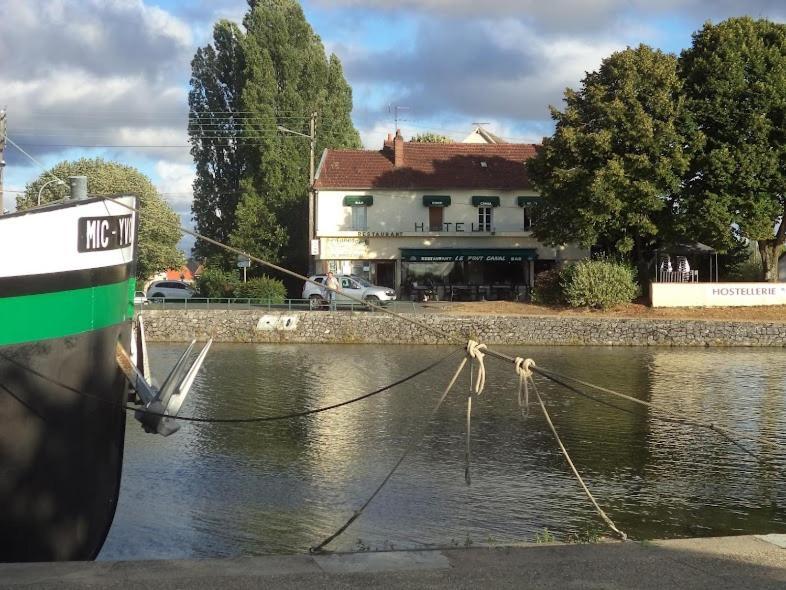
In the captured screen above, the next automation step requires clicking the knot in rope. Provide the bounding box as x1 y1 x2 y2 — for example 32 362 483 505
514 357 535 379
466 340 487 395
514 357 536 417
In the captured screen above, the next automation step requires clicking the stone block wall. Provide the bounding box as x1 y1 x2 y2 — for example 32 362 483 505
140 310 786 346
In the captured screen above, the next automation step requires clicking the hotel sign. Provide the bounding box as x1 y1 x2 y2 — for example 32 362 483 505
652 282 786 308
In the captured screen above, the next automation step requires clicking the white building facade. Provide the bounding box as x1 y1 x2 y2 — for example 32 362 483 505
313 131 587 300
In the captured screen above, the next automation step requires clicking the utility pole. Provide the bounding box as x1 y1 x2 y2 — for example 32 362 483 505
0 108 6 216
308 111 316 275
277 114 318 275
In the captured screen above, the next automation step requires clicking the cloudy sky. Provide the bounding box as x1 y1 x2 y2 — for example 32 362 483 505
2 0 785 251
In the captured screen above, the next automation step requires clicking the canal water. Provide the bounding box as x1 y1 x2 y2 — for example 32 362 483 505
100 343 786 560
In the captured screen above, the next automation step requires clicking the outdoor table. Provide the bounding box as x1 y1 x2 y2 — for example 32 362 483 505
449 285 474 301
490 285 514 300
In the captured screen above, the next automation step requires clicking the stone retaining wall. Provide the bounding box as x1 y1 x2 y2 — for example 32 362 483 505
141 310 786 346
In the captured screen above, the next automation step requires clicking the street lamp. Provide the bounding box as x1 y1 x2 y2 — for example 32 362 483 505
37 178 66 206
277 114 317 274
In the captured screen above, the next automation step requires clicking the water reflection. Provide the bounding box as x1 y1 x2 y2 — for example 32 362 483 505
100 344 786 560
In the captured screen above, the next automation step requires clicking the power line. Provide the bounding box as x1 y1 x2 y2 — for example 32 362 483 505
4 135 65 183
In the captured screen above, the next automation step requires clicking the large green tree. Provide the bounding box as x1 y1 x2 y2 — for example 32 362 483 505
188 20 246 263
679 17 786 281
17 158 183 280
529 45 695 279
189 0 361 276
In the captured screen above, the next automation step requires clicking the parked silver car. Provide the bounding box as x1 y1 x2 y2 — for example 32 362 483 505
302 275 396 308
146 280 195 300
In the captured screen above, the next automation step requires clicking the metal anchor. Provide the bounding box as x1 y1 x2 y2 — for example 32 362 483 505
116 317 212 436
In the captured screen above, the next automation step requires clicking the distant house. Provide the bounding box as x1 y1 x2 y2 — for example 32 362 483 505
165 267 193 282
312 128 588 299
462 125 507 144
154 259 204 286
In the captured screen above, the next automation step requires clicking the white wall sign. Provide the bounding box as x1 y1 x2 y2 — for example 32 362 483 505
652 282 786 307
320 237 368 259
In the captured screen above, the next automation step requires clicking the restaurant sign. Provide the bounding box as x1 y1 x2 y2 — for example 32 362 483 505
401 248 537 263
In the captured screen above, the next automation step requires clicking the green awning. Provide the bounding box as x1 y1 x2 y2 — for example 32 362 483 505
471 196 500 207
401 248 538 262
423 195 451 207
517 196 542 207
343 195 373 206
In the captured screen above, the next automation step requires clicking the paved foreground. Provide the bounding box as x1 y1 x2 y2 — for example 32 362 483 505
2 535 785 589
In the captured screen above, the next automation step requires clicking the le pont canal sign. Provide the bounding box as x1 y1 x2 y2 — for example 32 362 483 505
651 282 786 307
401 248 537 263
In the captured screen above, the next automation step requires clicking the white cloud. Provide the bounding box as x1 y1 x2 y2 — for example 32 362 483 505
340 17 622 129
314 0 786 31
155 161 195 213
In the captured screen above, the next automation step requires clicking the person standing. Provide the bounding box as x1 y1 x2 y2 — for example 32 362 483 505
324 271 340 311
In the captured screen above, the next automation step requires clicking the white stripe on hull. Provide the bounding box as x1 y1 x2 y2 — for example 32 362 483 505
0 197 136 278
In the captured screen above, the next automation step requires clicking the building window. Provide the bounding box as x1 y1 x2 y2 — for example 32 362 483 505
429 207 444 231
478 206 492 232
351 205 367 230
523 205 537 229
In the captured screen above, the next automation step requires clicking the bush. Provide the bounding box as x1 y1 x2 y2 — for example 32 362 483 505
235 275 286 303
196 267 240 298
531 268 566 305
562 259 639 309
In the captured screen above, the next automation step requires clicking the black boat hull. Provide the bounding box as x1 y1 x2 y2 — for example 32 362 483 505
0 324 129 562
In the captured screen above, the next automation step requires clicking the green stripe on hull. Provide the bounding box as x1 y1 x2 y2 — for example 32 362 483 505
0 279 134 346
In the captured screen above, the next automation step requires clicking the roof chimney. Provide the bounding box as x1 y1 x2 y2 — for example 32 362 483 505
394 129 404 168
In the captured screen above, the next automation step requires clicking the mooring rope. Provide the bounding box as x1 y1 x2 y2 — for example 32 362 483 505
464 339 488 485
521 364 629 541
310 357 469 553
97 194 466 348
532 365 762 459
0 348 460 424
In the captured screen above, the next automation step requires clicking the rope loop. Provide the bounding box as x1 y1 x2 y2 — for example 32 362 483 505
514 357 535 379
465 340 487 395
514 357 536 417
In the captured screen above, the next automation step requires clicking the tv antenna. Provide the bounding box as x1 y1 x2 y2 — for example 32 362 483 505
388 104 410 129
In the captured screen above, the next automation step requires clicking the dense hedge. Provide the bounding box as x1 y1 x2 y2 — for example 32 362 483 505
196 268 241 298
532 259 639 309
562 259 639 308
234 276 286 303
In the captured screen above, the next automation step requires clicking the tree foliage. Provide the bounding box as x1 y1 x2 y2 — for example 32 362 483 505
189 0 361 275
235 275 286 301
529 45 695 277
188 20 246 262
678 17 786 281
561 259 639 309
196 266 241 298
410 132 453 143
17 158 183 280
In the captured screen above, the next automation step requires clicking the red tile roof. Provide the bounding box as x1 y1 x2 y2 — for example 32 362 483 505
314 142 540 191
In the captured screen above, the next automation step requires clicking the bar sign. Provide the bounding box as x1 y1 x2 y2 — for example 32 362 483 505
78 214 133 252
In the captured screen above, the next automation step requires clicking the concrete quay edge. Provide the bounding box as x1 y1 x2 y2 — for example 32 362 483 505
1 535 785 589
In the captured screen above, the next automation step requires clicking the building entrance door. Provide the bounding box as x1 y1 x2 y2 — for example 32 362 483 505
376 262 396 288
